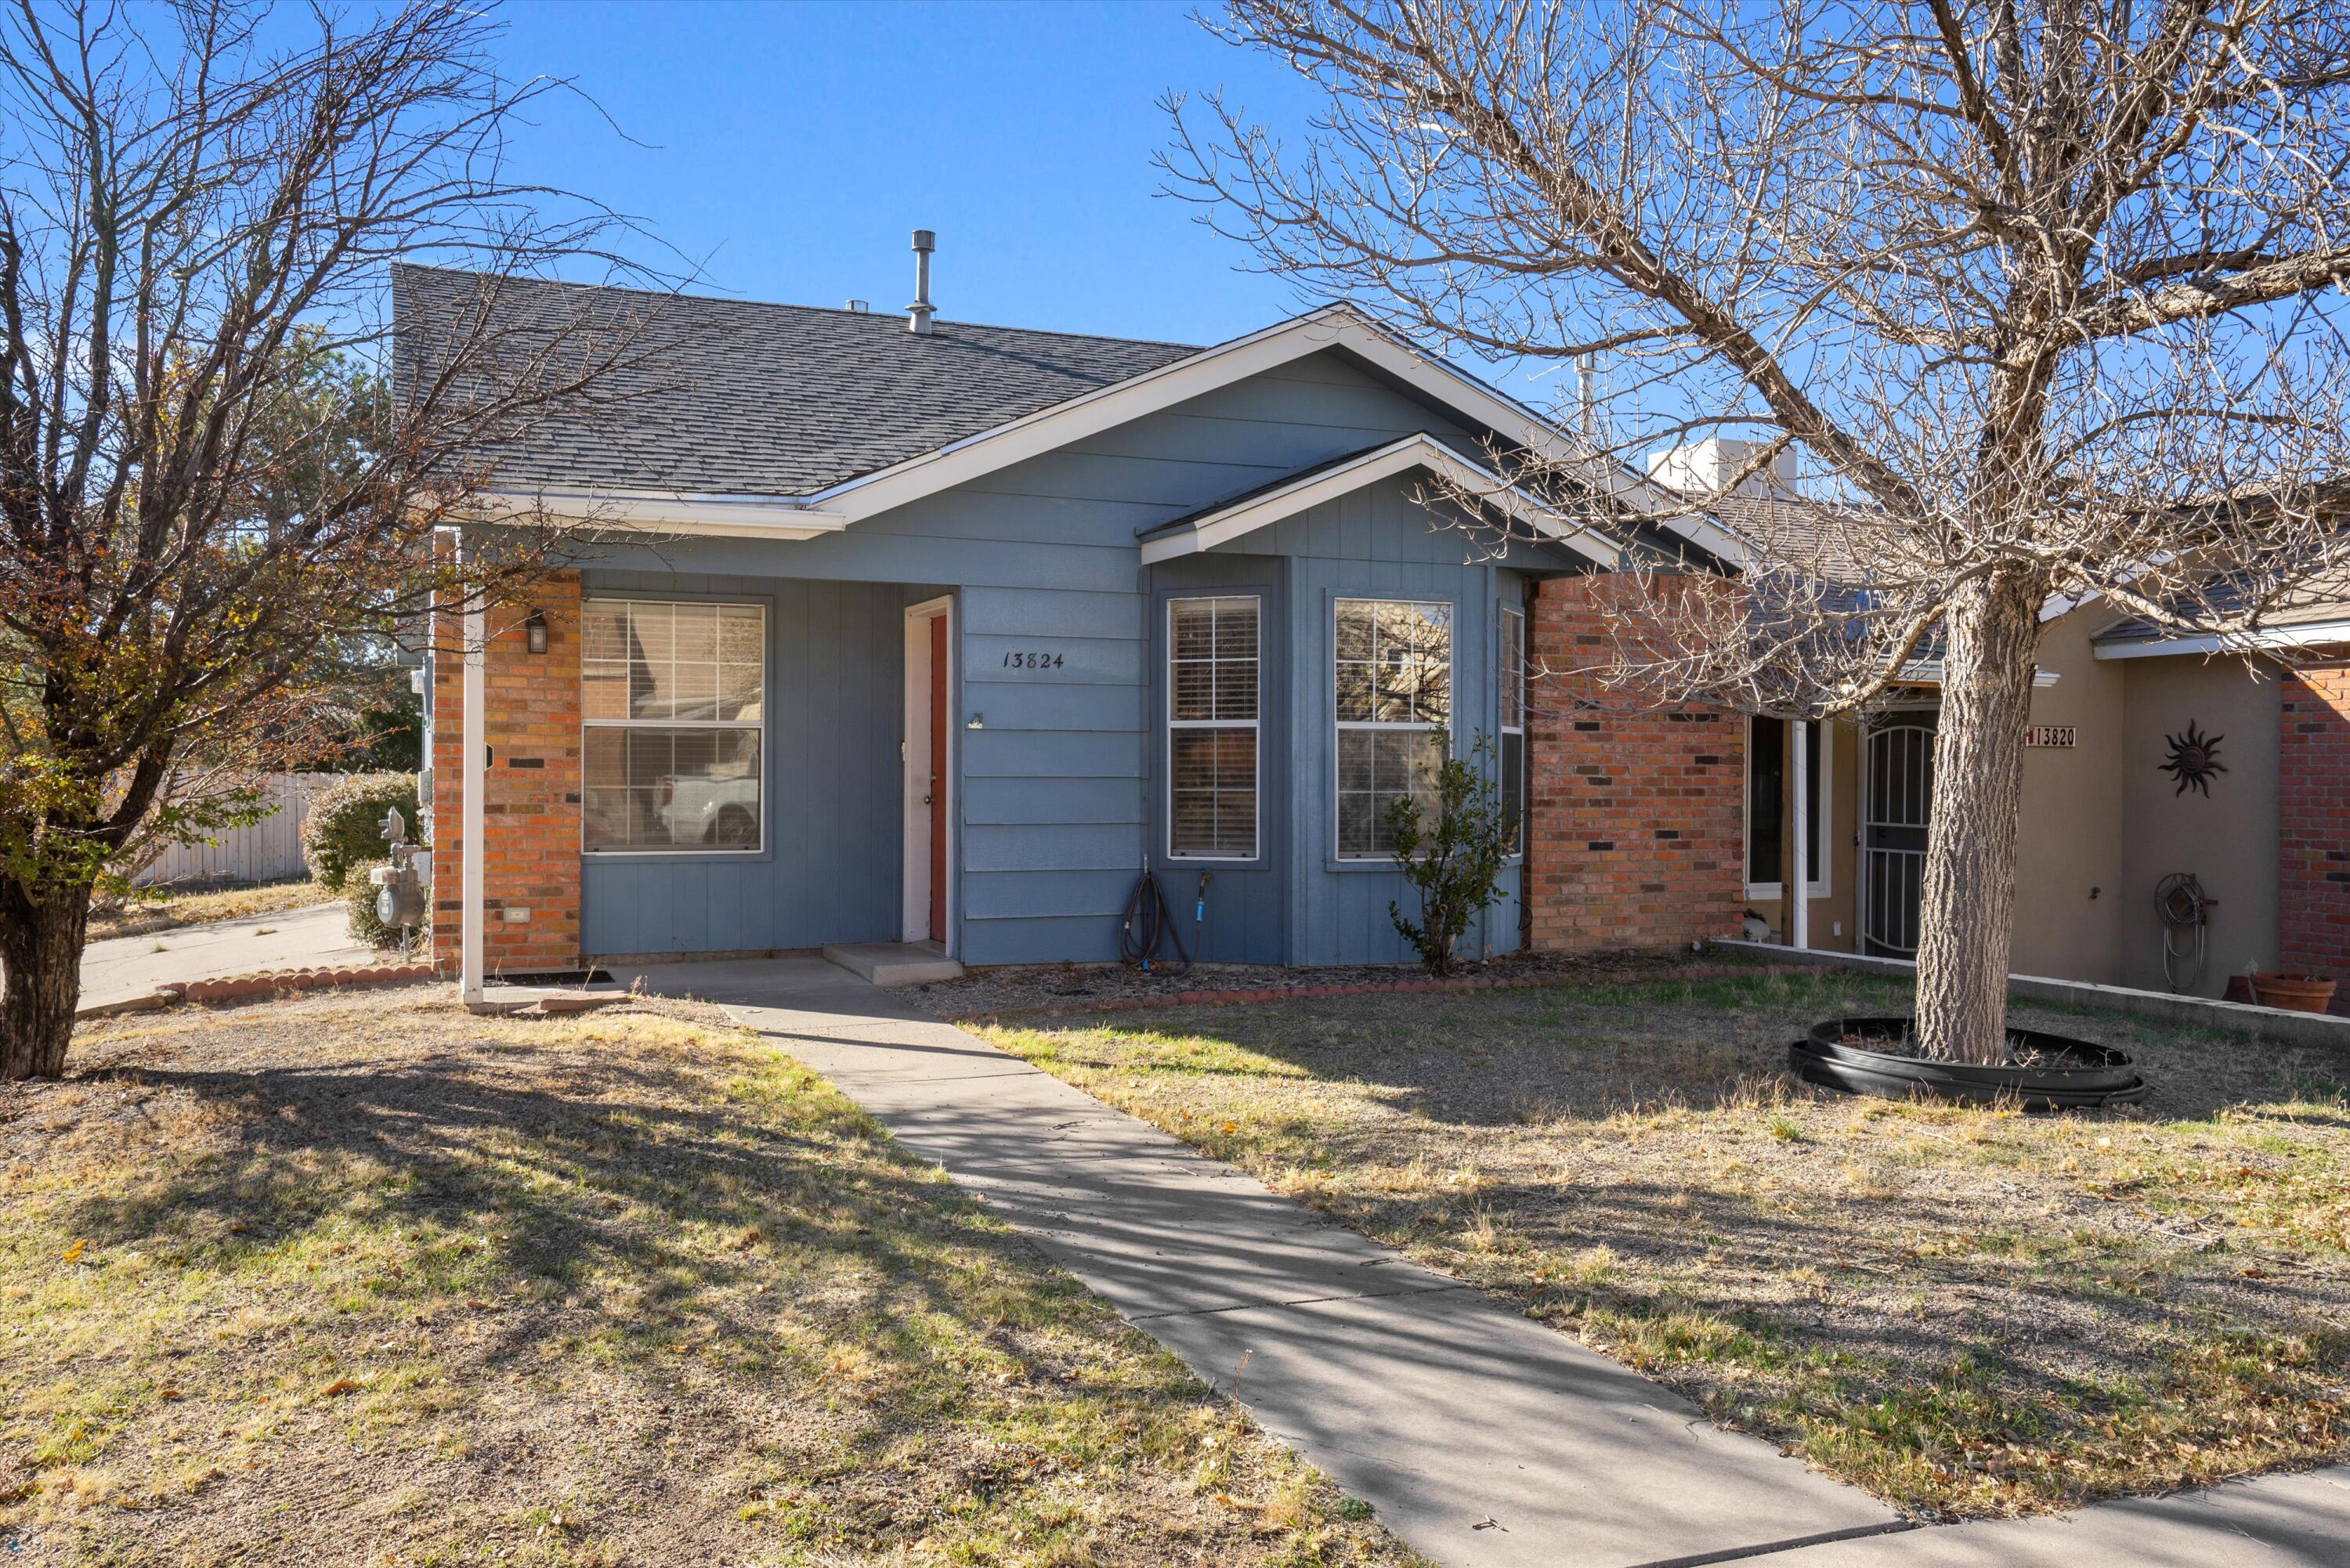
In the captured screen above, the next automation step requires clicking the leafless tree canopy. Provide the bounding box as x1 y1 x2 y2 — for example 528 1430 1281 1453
0 0 665 1077
1170 0 2350 1062
1170 0 2350 708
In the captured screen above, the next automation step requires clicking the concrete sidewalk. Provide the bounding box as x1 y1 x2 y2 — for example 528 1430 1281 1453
79 901 370 1011
625 956 2348 1568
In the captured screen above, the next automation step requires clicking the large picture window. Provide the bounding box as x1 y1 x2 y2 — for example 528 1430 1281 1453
1499 606 1526 854
1167 596 1260 859
1336 598 1451 858
581 598 765 851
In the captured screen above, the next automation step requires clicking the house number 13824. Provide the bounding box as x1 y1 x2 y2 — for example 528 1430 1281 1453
1000 651 1065 670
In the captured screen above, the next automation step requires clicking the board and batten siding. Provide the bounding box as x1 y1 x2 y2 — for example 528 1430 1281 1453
557 349 1532 964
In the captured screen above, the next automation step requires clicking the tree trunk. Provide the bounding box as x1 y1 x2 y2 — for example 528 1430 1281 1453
1 876 92 1080
1912 574 2044 1064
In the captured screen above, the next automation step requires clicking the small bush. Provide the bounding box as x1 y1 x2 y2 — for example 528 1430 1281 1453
344 862 423 951
302 773 422 891
1386 732 1513 977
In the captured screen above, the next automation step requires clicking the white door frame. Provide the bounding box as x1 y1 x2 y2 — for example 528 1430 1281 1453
902 596 956 952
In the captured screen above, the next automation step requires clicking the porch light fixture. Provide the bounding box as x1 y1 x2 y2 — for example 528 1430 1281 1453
523 611 548 656
966 713 985 730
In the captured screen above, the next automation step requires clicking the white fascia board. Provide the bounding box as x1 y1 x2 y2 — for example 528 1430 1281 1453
2092 619 2350 660
469 487 848 541
1137 434 1617 569
1900 659 2063 688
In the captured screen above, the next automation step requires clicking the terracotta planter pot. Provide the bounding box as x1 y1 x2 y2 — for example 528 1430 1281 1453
2250 972 2337 1013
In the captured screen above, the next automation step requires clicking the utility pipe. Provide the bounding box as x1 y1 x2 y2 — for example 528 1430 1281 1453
461 582 486 1006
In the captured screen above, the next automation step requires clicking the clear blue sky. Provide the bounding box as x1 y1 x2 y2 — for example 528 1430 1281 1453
494 0 1320 349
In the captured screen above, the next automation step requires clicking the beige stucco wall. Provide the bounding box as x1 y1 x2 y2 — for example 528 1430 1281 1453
2113 652 2280 995
2008 608 2130 985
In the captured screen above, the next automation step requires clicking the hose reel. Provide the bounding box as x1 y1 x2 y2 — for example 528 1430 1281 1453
2154 872 2216 993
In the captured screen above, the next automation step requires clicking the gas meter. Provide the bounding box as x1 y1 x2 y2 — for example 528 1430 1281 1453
369 806 429 938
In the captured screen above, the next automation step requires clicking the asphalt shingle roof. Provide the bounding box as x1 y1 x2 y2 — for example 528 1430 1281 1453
392 265 1199 498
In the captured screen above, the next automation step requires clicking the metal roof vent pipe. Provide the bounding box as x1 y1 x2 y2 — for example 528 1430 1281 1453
908 229 936 334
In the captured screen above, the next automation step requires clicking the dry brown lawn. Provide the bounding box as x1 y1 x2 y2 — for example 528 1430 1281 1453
88 880 336 942
971 966 2350 1521
0 988 1412 1567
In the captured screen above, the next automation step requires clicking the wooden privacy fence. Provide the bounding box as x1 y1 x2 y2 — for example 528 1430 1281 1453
133 772 347 888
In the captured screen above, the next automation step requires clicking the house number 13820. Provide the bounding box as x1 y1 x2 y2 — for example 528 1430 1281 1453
1000 651 1065 669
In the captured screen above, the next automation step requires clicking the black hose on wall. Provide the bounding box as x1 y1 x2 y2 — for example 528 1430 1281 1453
1119 870 1194 976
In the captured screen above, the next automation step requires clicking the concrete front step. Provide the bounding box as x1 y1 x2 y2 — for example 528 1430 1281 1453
821 941 963 987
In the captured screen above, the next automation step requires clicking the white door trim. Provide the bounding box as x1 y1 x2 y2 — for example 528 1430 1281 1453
902 596 956 952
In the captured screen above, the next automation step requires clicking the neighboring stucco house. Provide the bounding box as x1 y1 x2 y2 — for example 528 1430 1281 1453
400 259 1747 984
1705 441 2350 1006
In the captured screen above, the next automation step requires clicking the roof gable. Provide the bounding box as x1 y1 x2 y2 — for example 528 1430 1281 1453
1137 434 1618 568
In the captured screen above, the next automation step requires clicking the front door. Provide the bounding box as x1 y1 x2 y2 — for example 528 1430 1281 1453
927 615 948 942
1862 713 1936 956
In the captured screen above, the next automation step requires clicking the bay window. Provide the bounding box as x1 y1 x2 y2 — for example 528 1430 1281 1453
1335 598 1451 858
1167 596 1260 859
581 598 765 851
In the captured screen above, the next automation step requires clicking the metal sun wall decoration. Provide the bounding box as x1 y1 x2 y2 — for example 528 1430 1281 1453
2160 721 2227 797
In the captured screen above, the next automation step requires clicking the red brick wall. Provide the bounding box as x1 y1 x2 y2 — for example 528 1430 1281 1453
1524 576 1746 953
428 573 583 973
2279 658 2350 982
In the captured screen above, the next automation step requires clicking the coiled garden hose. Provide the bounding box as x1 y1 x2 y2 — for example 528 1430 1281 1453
2155 872 2213 994
1119 869 1194 976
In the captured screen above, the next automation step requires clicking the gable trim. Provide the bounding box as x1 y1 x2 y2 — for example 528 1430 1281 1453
1137 434 1618 568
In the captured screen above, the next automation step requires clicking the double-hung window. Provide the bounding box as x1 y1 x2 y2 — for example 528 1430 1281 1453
1335 598 1451 858
581 598 765 851
1167 596 1260 860
1499 606 1526 854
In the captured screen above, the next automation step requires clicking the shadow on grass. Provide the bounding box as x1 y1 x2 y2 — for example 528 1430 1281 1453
56 1029 1138 1443
1058 969 2350 1131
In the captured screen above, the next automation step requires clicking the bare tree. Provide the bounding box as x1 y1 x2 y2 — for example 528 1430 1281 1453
0 0 661 1079
1167 0 2350 1062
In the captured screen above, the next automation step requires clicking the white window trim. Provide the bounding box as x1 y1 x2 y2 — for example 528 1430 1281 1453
1499 605 1526 859
1166 594 1263 863
1333 596 1455 862
580 596 768 858
1744 716 1832 900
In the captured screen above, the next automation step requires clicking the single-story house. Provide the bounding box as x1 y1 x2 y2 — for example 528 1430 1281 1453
403 257 2350 1006
400 255 1748 985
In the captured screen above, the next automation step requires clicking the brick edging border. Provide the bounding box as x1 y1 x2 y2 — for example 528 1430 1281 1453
161 962 436 1006
948 961 1819 1023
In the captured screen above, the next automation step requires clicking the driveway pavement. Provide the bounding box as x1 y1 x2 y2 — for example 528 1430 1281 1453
78 901 370 1010
615 953 2350 1568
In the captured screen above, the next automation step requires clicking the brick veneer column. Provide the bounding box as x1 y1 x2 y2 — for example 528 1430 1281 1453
1524 575 1745 953
2279 658 2350 984
428 573 584 973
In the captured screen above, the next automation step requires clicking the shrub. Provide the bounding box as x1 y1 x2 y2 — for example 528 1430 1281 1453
302 773 421 891
345 861 408 950
1386 733 1513 977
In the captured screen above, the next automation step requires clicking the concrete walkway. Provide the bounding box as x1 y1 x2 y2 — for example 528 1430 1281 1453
623 956 2349 1568
79 902 368 1011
